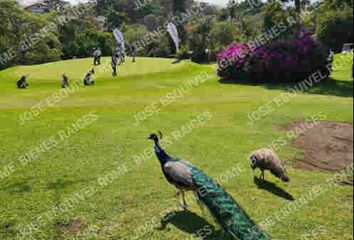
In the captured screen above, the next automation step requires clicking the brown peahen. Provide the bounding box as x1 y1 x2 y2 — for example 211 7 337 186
249 148 290 182
147 131 271 240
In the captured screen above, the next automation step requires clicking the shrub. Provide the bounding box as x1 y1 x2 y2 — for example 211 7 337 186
217 43 252 79
176 45 191 60
217 29 331 82
123 24 149 56
316 8 353 52
69 30 113 58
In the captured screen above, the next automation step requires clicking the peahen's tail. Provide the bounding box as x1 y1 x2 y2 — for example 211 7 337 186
187 164 271 240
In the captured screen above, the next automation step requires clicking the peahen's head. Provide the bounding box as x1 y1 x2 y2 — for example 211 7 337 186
281 174 290 182
249 155 259 170
147 131 163 142
280 161 290 182
279 167 290 182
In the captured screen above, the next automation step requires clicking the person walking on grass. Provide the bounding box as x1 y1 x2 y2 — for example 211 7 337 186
115 44 125 65
17 75 29 89
93 47 102 66
132 49 136 63
130 45 136 63
111 51 118 77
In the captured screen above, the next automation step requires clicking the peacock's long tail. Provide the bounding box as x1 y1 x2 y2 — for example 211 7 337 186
186 164 271 240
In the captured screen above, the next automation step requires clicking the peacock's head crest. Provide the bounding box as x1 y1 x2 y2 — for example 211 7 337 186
147 131 163 142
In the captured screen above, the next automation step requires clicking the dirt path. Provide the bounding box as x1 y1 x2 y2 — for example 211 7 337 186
283 121 353 171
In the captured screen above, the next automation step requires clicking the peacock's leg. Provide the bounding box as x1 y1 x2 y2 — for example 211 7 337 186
175 190 182 207
260 170 265 180
175 190 187 210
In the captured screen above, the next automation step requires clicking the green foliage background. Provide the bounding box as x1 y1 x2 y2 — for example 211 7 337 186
0 0 353 67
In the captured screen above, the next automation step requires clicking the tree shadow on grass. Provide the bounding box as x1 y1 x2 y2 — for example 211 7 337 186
159 210 233 240
0 182 31 193
254 176 295 201
47 179 76 190
265 77 353 98
219 77 353 98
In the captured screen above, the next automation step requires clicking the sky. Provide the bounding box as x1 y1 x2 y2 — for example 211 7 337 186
19 0 229 7
197 0 228 7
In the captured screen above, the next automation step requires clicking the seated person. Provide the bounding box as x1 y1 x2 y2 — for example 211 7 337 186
17 75 29 89
132 51 136 63
83 69 95 86
61 74 69 88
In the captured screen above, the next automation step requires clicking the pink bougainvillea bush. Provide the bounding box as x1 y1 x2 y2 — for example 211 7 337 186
217 29 331 82
217 43 253 79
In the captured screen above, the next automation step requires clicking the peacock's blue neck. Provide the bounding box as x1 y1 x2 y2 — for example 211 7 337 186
154 140 172 166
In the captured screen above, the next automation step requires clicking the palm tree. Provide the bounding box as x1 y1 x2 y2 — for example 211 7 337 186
227 0 237 21
288 0 309 24
295 0 301 22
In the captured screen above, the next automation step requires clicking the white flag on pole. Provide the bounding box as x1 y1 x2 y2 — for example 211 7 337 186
113 28 125 52
167 22 180 53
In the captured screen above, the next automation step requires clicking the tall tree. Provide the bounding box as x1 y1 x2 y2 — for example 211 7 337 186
227 0 237 21
165 0 190 14
105 9 128 30
295 0 301 21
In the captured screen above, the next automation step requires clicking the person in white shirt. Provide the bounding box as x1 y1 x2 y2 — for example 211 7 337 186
93 48 102 66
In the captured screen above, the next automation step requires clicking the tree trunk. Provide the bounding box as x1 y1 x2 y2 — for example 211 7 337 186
295 0 301 24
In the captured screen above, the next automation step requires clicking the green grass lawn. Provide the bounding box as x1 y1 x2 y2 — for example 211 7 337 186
0 55 353 240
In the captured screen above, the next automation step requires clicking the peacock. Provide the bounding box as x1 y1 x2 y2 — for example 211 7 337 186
147 131 271 240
